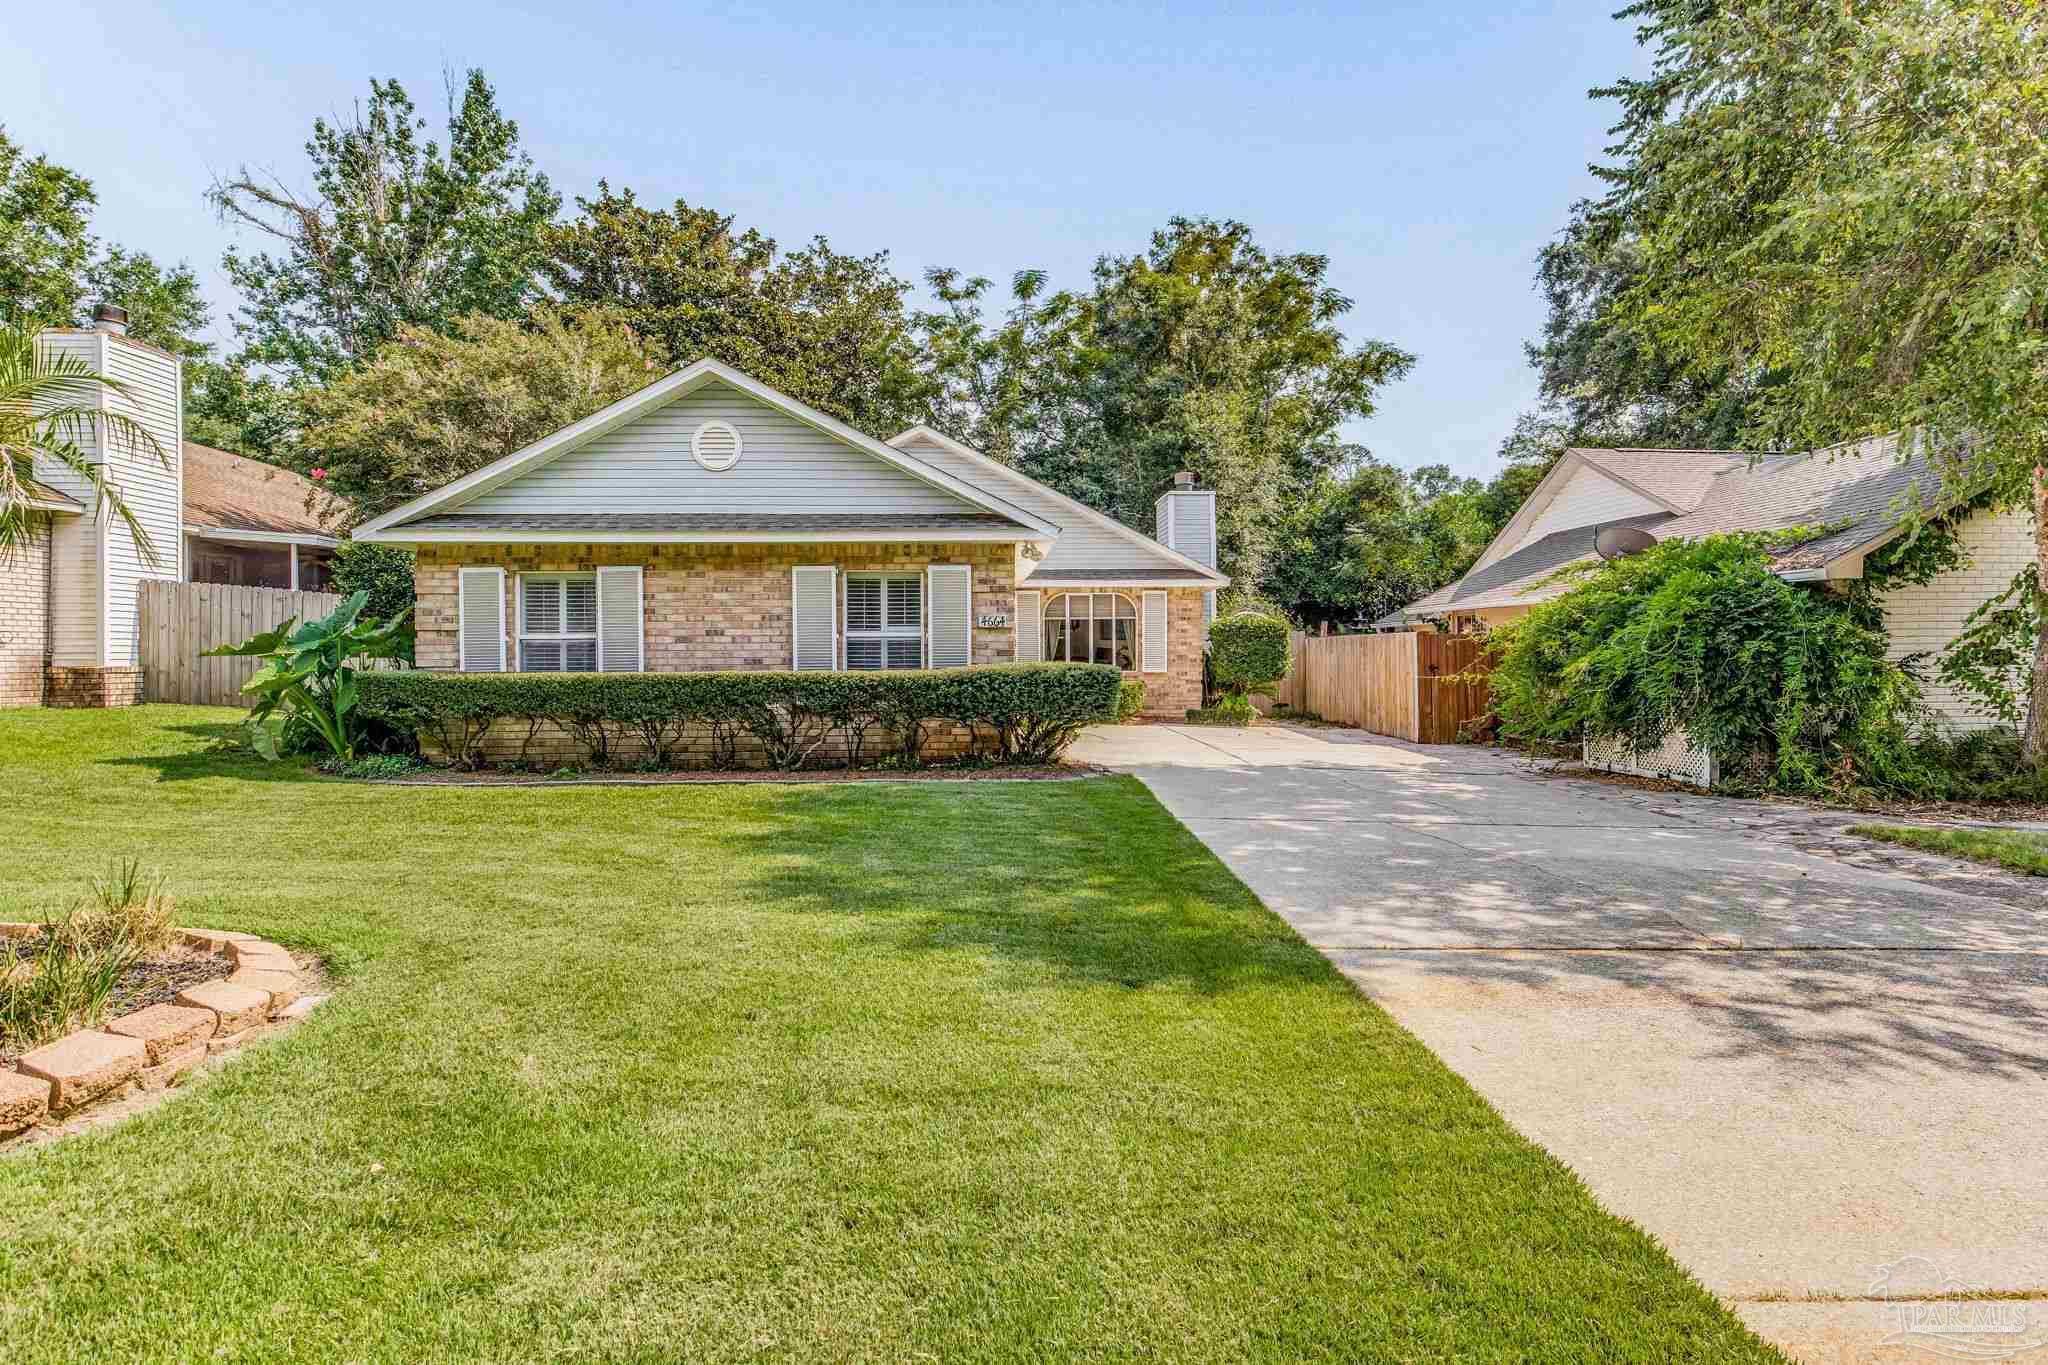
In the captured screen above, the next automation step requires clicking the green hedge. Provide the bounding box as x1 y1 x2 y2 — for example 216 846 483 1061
1210 611 1291 697
357 664 1123 771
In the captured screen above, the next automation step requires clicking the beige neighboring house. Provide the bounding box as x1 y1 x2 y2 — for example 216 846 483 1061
1 311 346 709
1395 436 2037 730
353 358 1228 716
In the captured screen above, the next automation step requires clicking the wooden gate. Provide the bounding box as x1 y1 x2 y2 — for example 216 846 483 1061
1413 633 1491 744
1272 631 1491 743
138 581 345 706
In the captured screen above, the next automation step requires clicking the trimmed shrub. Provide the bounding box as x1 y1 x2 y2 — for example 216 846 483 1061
1187 694 1256 726
328 542 418 659
1210 611 1291 700
1115 678 1146 722
355 664 1123 771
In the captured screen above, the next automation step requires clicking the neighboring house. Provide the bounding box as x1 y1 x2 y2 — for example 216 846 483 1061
354 358 1228 715
1 312 346 708
182 441 341 592
1396 436 2036 730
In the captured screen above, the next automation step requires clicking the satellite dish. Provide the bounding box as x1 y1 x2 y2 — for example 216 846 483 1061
1595 524 1659 560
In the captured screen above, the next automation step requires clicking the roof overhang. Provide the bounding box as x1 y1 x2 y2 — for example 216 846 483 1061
19 477 83 514
1021 574 1227 588
356 359 1063 544
184 523 340 549
368 527 1046 546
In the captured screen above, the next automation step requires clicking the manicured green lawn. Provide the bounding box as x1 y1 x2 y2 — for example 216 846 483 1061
0 707 1775 1362
1851 823 2048 877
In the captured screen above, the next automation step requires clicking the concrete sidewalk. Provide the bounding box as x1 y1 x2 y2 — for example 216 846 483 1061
1076 721 2048 1363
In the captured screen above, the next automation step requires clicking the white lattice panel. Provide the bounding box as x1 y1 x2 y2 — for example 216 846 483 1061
1583 729 1718 788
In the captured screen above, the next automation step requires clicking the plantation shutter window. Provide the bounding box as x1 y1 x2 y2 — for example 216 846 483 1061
458 568 506 673
791 566 837 670
1142 591 1168 673
518 574 599 672
597 566 645 672
1015 590 1042 663
1041 592 1137 670
845 573 923 670
927 565 972 668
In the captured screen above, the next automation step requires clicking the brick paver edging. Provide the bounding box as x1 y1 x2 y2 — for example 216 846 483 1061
0 927 315 1139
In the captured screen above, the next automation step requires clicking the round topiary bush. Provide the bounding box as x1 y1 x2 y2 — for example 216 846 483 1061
1210 611 1291 701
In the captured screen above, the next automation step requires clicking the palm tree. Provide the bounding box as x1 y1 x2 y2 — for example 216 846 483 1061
0 322 169 565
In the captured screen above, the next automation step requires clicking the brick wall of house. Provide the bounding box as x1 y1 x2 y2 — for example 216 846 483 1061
409 543 1211 748
1140 588 1208 717
1877 504 2038 731
44 667 142 708
0 519 51 707
415 541 1018 673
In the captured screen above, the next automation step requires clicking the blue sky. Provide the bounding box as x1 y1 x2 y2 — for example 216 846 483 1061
6 0 1644 479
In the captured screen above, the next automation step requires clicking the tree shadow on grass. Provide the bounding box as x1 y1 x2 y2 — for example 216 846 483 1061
99 722 330 785
713 777 1349 1000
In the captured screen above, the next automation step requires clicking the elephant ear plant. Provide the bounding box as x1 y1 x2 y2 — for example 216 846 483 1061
204 591 414 760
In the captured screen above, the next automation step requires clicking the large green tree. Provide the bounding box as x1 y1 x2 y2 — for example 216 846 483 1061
1590 0 2048 760
1263 455 1495 628
0 127 210 356
0 128 95 328
541 185 932 438
920 218 1415 589
298 306 664 522
210 69 559 386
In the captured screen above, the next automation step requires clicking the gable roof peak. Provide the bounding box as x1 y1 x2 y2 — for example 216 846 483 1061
356 359 1059 541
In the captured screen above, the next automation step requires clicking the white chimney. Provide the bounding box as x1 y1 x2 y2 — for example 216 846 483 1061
33 315 183 673
1154 472 1218 621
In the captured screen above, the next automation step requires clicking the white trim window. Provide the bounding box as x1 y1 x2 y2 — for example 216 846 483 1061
518 573 599 672
1043 592 1137 669
845 573 923 670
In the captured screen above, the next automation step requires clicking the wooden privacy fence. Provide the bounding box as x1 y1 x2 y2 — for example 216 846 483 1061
139 580 346 707
1271 631 1493 744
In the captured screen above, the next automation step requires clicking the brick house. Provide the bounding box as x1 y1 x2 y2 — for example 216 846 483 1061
1393 435 2037 732
1 311 348 708
355 359 1227 717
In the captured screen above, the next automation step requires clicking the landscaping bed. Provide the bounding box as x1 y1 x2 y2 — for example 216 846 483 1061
361 760 1107 785
0 932 231 1067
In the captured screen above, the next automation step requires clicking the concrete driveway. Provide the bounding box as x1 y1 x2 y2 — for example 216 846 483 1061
1075 721 2048 1363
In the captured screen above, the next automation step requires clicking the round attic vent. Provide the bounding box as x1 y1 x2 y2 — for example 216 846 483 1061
692 420 742 472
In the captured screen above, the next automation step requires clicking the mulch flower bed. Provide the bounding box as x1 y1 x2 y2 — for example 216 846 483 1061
0 937 234 1067
373 762 1109 786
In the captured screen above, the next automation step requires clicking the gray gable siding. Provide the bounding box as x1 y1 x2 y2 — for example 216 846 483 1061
891 432 1196 578
462 384 981 516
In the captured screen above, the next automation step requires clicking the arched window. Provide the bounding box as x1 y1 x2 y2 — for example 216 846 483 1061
1043 593 1136 669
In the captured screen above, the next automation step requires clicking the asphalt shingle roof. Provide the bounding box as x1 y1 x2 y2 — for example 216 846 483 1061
183 442 345 536
399 512 1032 535
1405 434 1969 618
1020 566 1220 583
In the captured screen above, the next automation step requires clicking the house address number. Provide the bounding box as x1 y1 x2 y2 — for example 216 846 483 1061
976 613 1010 628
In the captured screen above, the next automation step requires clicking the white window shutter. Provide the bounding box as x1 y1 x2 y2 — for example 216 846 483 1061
791 566 837 670
1015 590 1042 663
459 568 505 672
597 566 644 671
1142 590 1168 673
927 565 972 668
